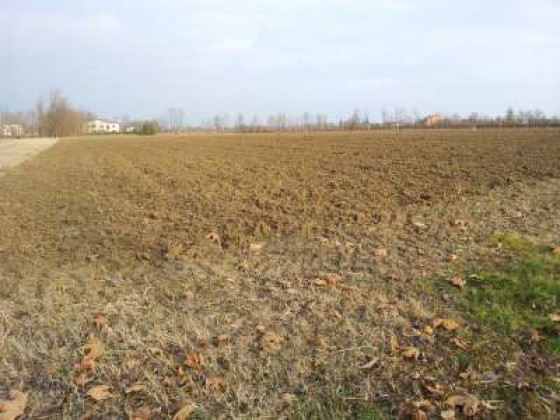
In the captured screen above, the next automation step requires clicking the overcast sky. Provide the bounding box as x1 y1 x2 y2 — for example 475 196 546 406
2 0 559 123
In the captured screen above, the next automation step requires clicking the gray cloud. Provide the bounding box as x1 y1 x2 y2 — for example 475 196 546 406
2 0 559 122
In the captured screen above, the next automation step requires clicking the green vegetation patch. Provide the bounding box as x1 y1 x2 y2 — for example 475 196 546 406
463 232 560 351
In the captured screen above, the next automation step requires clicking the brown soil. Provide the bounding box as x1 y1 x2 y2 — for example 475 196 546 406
0 129 559 418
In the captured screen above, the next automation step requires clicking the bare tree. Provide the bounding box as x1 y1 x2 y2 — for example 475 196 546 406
235 113 245 132
36 91 87 137
165 108 184 133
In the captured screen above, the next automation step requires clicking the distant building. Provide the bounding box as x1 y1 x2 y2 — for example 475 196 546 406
1 124 24 137
87 119 120 134
424 113 444 127
123 125 135 133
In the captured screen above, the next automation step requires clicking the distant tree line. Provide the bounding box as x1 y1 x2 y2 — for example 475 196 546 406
3 94 560 138
176 107 560 133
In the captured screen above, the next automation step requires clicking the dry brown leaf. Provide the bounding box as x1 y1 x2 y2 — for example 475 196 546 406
184 352 205 373
87 385 113 402
205 376 226 392
401 346 420 360
324 273 342 286
127 406 152 420
548 314 560 322
281 393 298 405
359 358 379 370
73 373 92 387
434 318 460 331
0 391 27 420
77 337 104 371
413 410 427 420
213 334 230 346
379 303 400 317
373 247 388 258
440 409 455 419
125 382 148 394
453 338 469 350
446 394 480 416
162 376 179 388
424 325 434 335
402 325 422 337
448 254 458 262
312 279 327 287
449 276 466 290
261 331 284 353
205 232 220 244
172 402 198 420
249 243 264 252
237 262 249 270
424 384 445 396
552 246 560 255
93 313 108 328
389 334 400 355
531 329 544 342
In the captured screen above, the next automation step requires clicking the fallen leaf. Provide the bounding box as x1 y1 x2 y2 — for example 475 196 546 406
389 334 400 355
324 273 342 286
77 337 104 371
434 318 460 331
552 246 560 255
402 346 420 360
379 304 400 317
161 376 179 388
172 403 198 420
213 334 230 346
548 314 560 322
0 391 27 420
446 394 480 416
237 262 249 270
373 247 388 258
448 254 458 262
260 331 284 353
125 382 148 394
424 325 434 335
449 276 466 290
424 384 445 396
452 338 469 350
93 313 108 328
206 232 220 244
249 243 264 252
73 373 92 387
413 221 428 230
531 329 544 342
127 406 152 420
402 325 422 337
184 352 205 373
413 410 427 420
359 358 379 369
205 376 226 392
440 409 455 419
281 393 298 405
87 385 113 402
312 279 327 287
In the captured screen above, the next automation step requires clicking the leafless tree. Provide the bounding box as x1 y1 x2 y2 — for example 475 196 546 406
36 91 88 137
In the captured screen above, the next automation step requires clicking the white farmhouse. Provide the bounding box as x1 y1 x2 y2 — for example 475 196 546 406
87 119 120 134
1 124 24 137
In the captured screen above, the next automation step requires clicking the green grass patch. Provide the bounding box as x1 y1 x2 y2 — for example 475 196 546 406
291 387 388 420
463 232 560 351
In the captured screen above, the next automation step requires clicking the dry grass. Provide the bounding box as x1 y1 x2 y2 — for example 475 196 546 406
0 129 559 418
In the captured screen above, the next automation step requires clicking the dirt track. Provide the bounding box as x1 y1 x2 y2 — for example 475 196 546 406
0 137 58 173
